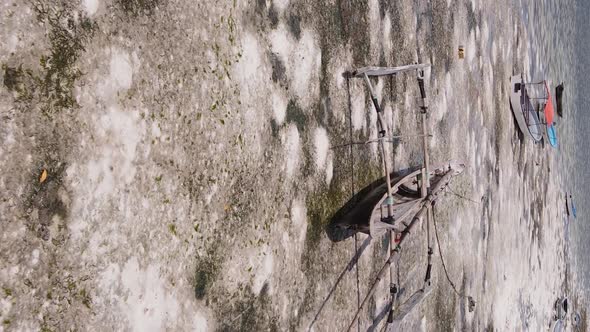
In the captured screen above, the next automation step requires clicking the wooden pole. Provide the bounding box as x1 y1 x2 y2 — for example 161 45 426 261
363 73 394 218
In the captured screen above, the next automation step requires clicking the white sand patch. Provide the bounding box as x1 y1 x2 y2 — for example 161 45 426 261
204 183 219 205
31 249 39 266
383 104 393 132
351 92 366 131
431 72 452 125
492 39 497 64
313 127 330 170
110 49 133 90
68 107 143 235
192 313 208 332
368 0 380 51
435 91 448 124
467 31 476 67
334 67 345 90
291 199 307 244
272 89 288 125
1 123 15 150
232 33 269 160
239 34 262 84
382 13 392 55
269 26 292 63
0 297 12 323
234 33 269 110
273 0 290 12
292 30 321 106
91 108 141 190
7 34 18 54
151 121 161 138
373 277 390 321
97 48 136 103
327 48 352 127
325 156 333 185
82 0 99 16
98 258 206 331
253 250 274 295
481 21 490 59
444 71 453 101
270 25 321 108
283 124 300 178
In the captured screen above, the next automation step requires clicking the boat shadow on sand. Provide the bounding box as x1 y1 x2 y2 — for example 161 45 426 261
325 166 421 242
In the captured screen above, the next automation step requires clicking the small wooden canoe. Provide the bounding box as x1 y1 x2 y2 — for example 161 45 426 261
326 162 464 241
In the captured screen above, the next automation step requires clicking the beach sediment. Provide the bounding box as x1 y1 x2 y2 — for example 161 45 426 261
0 0 577 330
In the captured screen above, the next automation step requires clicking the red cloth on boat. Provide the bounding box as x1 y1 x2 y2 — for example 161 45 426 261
544 82 554 124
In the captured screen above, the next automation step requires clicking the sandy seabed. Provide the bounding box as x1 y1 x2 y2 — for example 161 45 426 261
0 0 579 331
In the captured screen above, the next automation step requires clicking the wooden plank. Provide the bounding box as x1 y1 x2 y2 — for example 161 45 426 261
352 64 430 77
390 284 433 322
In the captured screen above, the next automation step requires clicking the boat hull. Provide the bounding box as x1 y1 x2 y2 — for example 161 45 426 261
326 162 464 241
509 75 543 142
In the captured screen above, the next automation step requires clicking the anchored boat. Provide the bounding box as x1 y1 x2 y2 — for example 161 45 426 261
509 74 544 142
509 75 559 147
328 163 464 240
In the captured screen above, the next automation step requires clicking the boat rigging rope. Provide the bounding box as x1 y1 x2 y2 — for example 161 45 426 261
444 185 480 204
432 205 476 311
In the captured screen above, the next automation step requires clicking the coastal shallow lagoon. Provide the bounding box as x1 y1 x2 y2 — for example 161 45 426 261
0 0 584 330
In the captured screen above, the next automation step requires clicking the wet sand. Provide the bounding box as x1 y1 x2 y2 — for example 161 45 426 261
0 0 576 330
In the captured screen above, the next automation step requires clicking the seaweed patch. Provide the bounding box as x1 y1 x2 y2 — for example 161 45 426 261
10 1 97 115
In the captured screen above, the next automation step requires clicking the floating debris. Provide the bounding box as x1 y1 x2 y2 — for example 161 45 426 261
39 169 48 183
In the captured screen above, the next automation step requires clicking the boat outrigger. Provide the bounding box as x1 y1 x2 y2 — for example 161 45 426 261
319 63 466 330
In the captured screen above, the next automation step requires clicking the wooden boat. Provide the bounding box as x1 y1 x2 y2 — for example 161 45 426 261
312 63 467 331
327 163 464 241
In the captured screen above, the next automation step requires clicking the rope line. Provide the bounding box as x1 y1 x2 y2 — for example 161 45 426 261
445 185 480 204
432 205 477 313
346 77 361 332
432 206 468 299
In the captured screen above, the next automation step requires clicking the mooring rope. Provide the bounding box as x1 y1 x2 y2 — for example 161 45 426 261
432 206 476 310
354 233 361 332
444 185 480 204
